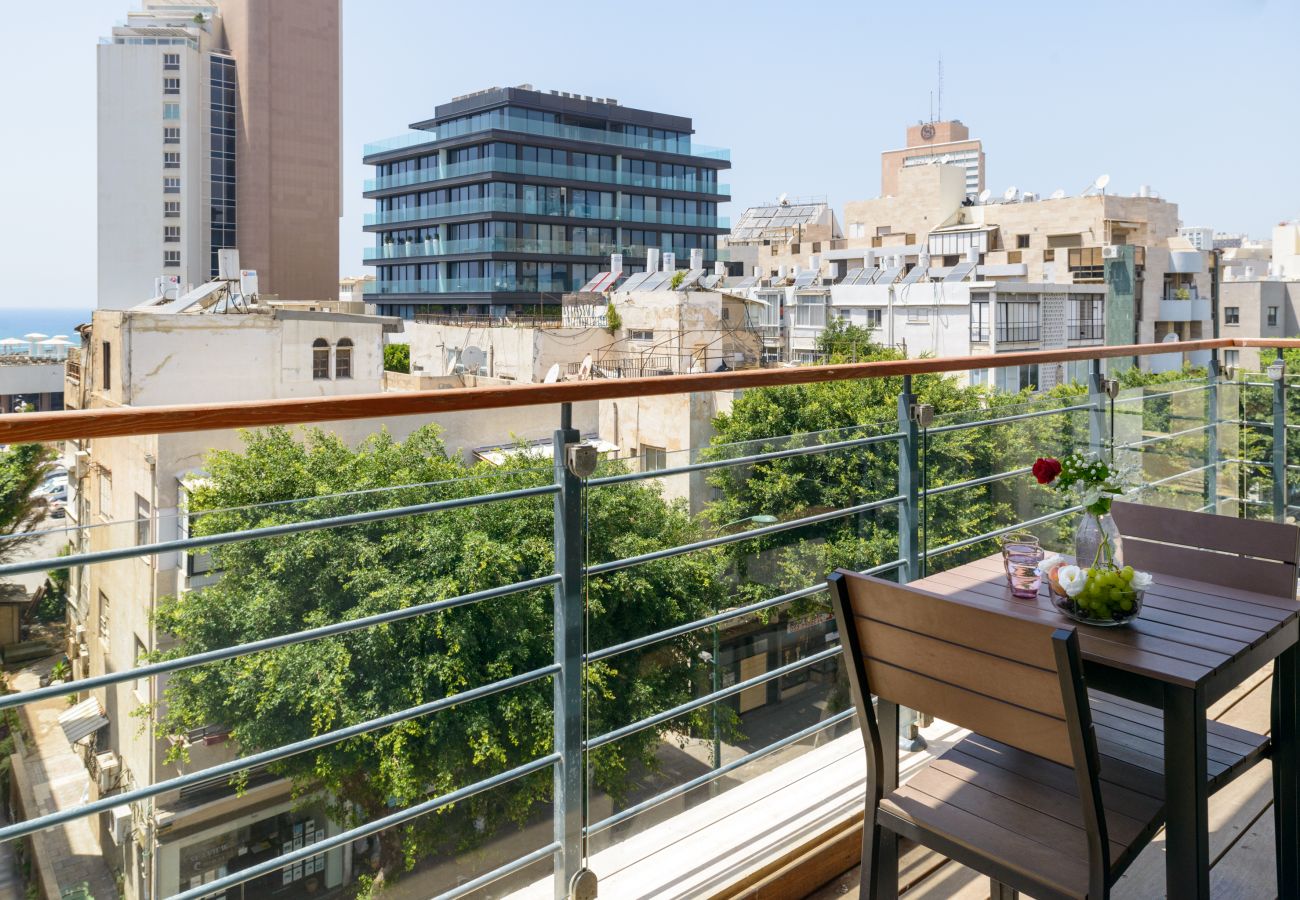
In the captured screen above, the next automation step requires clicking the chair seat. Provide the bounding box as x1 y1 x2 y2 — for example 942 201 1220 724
878 733 1166 900
1090 691 1270 792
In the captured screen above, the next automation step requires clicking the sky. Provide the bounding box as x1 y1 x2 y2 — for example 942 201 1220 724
2 0 1297 308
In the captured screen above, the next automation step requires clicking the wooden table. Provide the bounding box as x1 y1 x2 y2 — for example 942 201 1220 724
908 554 1300 899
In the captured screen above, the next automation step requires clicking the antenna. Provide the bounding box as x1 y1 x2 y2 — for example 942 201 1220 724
977 188 991 204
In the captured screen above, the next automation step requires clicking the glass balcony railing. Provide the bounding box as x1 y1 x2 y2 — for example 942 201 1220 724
364 157 730 195
363 237 622 260
1 339 1290 900
364 114 730 161
365 199 727 229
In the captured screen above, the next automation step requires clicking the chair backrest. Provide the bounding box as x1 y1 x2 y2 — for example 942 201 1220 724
830 570 1088 768
1111 500 1300 599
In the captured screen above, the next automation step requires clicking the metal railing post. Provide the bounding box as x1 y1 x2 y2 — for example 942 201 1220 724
1206 350 1220 513
1088 359 1106 456
895 375 926 751
552 403 585 899
1274 349 1287 523
897 375 920 583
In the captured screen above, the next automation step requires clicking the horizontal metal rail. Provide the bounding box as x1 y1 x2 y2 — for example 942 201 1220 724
927 401 1094 435
0 664 560 844
586 557 903 663
586 707 857 835
1112 383 1213 403
1137 462 1217 490
925 466 1032 497
587 495 904 576
0 574 560 711
926 506 1082 559
586 646 841 751
0 482 559 579
437 842 562 900
1114 421 1214 451
588 429 905 487
169 752 561 900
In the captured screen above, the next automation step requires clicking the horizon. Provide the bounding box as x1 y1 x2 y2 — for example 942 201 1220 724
2 0 1297 308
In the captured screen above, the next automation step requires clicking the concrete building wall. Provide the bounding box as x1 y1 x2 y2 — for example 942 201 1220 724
218 0 341 302
1220 280 1300 371
97 30 209 308
404 323 609 383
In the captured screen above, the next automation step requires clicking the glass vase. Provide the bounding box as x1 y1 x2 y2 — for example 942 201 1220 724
1075 511 1123 572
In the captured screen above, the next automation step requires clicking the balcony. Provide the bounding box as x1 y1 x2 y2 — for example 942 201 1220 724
364 157 729 196
364 199 727 229
0 337 1295 900
363 115 730 162
1159 294 1213 322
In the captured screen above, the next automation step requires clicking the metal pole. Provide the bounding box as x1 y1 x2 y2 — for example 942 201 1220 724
553 403 584 899
897 375 920 583
1274 349 1287 523
1088 358 1106 457
711 624 721 770
1206 350 1220 514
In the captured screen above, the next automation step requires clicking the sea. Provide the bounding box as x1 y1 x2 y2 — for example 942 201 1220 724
0 307 94 342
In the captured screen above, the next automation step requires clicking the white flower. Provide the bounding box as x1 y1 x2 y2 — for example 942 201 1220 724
1058 564 1087 598
1036 553 1065 577
1131 570 1153 590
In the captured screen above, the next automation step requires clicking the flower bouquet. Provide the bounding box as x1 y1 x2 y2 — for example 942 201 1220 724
1032 452 1150 625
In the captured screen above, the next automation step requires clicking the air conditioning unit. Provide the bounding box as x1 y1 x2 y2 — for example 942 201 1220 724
1102 245 1121 259
96 751 120 793
108 805 132 845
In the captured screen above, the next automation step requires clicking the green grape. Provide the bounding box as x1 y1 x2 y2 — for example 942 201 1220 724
1109 588 1123 603
1120 598 1134 612
1121 566 1134 582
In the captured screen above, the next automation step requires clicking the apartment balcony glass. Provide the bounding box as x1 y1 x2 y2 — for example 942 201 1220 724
365 199 726 229
363 237 621 261
364 114 730 161
364 158 730 195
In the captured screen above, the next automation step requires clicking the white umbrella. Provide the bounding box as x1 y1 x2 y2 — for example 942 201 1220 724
40 338 74 346
0 338 27 346
23 332 48 341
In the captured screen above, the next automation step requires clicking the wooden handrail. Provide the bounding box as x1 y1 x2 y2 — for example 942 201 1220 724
2 337 1294 444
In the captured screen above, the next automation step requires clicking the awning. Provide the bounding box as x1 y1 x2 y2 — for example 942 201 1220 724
59 697 108 746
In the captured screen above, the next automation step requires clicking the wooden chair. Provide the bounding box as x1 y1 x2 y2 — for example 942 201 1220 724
830 569 1167 900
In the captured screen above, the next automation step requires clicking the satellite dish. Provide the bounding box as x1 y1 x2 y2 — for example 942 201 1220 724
1003 186 1018 202
977 188 991 204
461 345 486 372
578 354 593 379
776 192 789 206
543 363 560 384
1094 173 1110 191
1050 188 1066 200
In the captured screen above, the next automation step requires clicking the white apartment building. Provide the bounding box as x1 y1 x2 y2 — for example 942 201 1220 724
1179 226 1215 251
98 3 229 309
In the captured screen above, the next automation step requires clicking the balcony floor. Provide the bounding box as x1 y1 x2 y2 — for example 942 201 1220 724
806 662 1277 899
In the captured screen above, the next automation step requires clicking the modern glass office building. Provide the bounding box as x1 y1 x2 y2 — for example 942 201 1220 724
361 85 731 317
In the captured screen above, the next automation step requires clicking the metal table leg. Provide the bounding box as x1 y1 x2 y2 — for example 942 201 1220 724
1164 683 1210 899
1274 645 1300 897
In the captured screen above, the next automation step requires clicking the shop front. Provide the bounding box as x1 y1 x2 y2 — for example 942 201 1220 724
158 798 344 898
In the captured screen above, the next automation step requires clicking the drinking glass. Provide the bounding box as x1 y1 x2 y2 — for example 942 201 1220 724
1005 546 1045 600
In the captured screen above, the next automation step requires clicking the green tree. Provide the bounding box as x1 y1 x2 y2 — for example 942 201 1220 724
0 443 55 564
383 343 410 374
815 318 879 361
154 425 728 891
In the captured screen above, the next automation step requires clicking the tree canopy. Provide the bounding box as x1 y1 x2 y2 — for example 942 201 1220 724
154 425 728 890
0 442 55 564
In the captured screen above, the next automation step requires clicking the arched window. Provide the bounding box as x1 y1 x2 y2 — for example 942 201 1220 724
312 338 330 380
334 338 353 379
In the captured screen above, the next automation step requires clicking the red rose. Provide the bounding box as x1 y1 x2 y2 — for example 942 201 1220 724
1032 457 1062 485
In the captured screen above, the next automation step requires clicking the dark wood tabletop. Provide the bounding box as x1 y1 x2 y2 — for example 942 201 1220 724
912 554 1299 703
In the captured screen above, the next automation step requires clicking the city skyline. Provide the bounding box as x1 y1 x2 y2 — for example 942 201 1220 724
2 0 1298 307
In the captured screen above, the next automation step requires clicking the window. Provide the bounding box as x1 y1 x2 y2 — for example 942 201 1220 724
163 77 180 94
1225 349 1240 368
98 467 112 518
164 151 180 168
865 308 883 329
163 250 180 267
164 200 180 217
164 225 180 243
1067 247 1105 282
163 126 180 144
996 364 1040 393
163 102 180 120
163 52 179 70
640 444 667 471
334 338 353 379
101 341 112 390
1016 234 1031 249
1043 248 1055 262
996 301 1041 342
312 338 330 379
135 494 152 547
163 177 180 193
906 306 931 323
1268 307 1279 327
630 329 654 342
970 301 989 342
99 591 111 646
1225 307 1240 325
135 635 149 699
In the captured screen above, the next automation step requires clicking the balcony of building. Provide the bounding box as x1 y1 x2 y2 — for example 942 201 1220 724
1158 292 1213 323
0 337 1296 900
363 158 730 197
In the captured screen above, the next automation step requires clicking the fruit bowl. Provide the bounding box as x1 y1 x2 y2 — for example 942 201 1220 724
1045 563 1145 626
